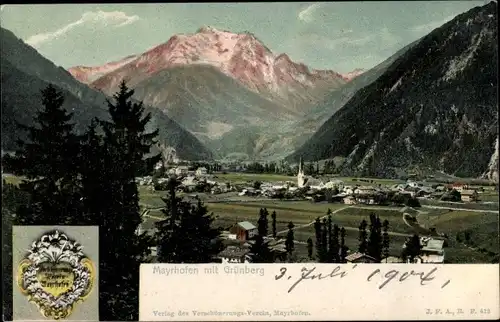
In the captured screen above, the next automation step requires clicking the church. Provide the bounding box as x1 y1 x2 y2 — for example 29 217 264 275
297 157 324 189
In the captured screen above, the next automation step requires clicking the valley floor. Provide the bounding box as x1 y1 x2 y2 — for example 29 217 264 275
139 184 499 264
3 173 498 263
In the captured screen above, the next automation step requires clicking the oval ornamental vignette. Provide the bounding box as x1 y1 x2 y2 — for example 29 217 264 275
16 230 95 320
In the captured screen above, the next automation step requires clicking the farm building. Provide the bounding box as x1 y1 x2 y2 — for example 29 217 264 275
461 189 479 202
175 166 189 176
217 246 250 263
417 238 445 263
450 182 469 193
196 167 208 176
229 221 258 241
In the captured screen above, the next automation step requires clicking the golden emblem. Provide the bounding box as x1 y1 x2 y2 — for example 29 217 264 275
16 230 95 320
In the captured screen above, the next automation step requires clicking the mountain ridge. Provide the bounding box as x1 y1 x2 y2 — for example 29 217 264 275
288 2 498 180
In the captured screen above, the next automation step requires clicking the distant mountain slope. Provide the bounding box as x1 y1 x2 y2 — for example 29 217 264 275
68 26 347 114
289 2 498 179
1 27 212 160
1 58 107 151
276 39 420 158
130 64 297 158
131 64 290 135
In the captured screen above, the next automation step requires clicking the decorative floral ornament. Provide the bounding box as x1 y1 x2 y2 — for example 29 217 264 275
16 230 95 320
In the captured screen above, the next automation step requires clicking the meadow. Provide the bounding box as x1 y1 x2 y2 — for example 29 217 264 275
212 172 406 186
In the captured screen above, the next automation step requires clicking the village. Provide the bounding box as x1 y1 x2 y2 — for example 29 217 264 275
134 159 499 265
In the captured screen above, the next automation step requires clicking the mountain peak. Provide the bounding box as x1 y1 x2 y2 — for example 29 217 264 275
196 25 230 34
68 26 346 109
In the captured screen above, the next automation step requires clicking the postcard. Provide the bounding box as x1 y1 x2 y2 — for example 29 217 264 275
1 1 498 321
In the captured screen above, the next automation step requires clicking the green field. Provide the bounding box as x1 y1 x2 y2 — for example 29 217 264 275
479 192 500 202
212 172 405 186
139 186 167 208
213 173 295 183
333 176 404 185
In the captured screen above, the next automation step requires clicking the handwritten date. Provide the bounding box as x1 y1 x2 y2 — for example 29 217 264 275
275 265 351 293
275 265 451 293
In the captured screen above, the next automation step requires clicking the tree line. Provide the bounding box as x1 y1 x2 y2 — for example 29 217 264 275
243 207 426 264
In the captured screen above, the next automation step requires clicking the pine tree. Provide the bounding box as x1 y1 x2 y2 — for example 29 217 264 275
158 182 223 263
327 213 333 262
285 221 295 255
358 219 368 254
271 211 277 238
9 85 83 226
79 118 107 225
157 178 182 263
367 213 383 262
402 234 422 263
257 208 269 236
97 81 160 321
339 227 349 263
314 217 327 262
321 218 328 262
263 208 270 235
332 224 340 263
382 220 390 262
249 235 274 263
2 182 30 321
307 237 314 260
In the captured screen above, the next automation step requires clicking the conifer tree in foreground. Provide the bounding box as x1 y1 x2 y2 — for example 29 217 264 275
249 235 274 263
79 118 107 225
271 211 277 238
382 219 390 262
2 182 30 321
331 224 340 263
8 84 83 225
358 219 368 254
257 208 269 236
367 213 383 262
321 217 328 257
96 81 160 320
326 211 334 261
285 221 295 255
314 217 327 262
307 237 314 260
339 227 349 263
157 178 223 263
402 234 423 263
250 209 274 263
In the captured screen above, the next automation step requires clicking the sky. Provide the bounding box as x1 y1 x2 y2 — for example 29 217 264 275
0 1 487 73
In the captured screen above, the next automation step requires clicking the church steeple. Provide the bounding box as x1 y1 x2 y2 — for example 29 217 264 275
297 156 305 188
